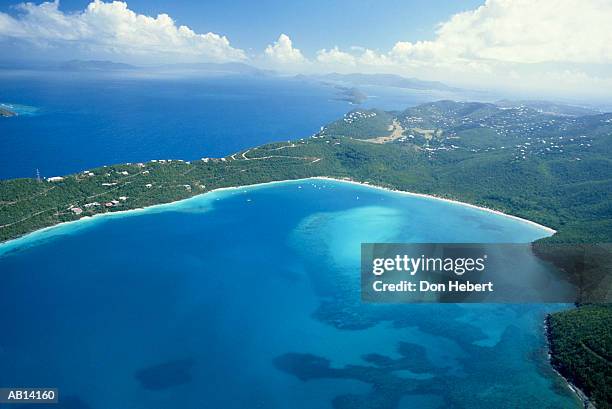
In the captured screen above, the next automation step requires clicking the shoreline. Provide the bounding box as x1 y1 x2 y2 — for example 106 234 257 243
312 176 557 234
0 178 295 254
544 316 596 409
0 176 556 253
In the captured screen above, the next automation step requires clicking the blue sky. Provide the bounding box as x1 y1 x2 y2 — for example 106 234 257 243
0 0 483 54
0 0 611 98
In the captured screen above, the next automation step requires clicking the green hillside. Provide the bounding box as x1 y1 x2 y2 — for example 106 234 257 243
548 305 612 408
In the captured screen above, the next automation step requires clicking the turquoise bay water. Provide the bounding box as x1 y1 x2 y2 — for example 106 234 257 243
0 180 579 408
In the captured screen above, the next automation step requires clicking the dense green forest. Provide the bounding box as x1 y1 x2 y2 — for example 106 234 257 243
322 108 395 139
547 305 612 408
1 100 611 405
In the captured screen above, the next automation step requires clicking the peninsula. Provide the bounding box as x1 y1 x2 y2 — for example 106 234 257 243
2 101 609 246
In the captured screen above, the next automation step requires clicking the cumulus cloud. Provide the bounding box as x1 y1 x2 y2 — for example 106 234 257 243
387 0 612 66
358 49 392 67
307 0 612 96
315 46 399 70
316 47 355 66
264 34 306 64
0 0 246 62
333 0 612 71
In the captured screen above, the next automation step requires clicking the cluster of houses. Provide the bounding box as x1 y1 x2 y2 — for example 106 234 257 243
402 116 424 125
509 134 593 161
104 196 128 207
200 157 227 163
150 159 189 164
393 106 604 164
68 196 128 216
341 110 377 124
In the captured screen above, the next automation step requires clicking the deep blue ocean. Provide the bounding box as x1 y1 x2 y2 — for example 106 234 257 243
0 73 344 179
0 180 579 409
0 71 455 180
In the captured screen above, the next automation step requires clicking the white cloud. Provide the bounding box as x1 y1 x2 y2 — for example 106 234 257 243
387 0 612 65
308 0 612 97
264 34 306 64
358 49 392 67
315 47 398 70
316 47 355 66
0 0 246 62
309 0 612 76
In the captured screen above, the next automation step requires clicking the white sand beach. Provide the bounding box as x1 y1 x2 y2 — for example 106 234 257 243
0 176 556 253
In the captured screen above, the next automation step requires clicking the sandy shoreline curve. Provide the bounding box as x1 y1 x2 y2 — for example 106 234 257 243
313 177 557 234
0 176 556 253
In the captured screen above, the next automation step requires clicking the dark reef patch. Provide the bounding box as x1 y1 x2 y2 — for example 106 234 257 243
273 321 580 409
135 358 195 391
273 343 445 409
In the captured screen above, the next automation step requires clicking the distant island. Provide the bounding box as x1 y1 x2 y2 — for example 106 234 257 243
334 86 368 104
5 60 467 98
295 72 463 104
28 59 275 77
58 59 138 71
0 106 16 117
0 100 610 405
307 72 461 92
